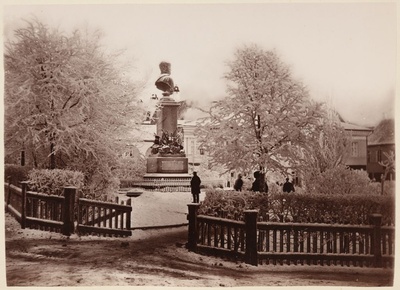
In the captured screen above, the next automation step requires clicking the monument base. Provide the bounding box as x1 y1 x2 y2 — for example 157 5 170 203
146 156 189 174
143 173 191 179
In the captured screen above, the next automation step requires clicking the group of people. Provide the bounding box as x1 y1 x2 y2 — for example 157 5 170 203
190 171 295 204
234 173 295 193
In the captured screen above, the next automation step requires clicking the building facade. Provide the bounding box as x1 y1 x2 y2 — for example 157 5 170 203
341 122 372 170
366 119 395 181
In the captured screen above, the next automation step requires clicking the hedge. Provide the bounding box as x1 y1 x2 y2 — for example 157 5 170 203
28 169 84 196
199 189 394 225
4 164 31 186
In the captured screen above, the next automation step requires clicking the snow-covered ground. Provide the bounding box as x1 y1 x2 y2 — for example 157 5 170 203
4 190 394 287
125 190 205 229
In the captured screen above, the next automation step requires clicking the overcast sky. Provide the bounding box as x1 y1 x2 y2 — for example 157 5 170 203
2 1 397 126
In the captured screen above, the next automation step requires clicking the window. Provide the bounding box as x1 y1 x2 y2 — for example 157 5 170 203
367 150 371 162
378 150 382 162
351 142 359 157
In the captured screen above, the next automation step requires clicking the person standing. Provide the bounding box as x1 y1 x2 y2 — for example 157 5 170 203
234 174 243 191
282 178 295 193
251 171 268 193
190 171 201 203
251 171 260 192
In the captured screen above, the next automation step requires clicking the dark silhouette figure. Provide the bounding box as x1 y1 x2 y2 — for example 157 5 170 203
251 171 268 193
190 172 201 203
283 178 295 193
251 171 260 192
234 174 243 191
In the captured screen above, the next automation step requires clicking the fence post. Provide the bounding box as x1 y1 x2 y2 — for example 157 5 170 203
20 181 28 229
62 187 76 236
244 210 258 266
371 213 382 267
187 203 200 252
126 198 132 230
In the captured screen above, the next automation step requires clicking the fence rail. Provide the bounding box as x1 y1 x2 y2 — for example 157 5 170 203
121 178 190 192
120 178 224 192
187 204 395 268
25 190 66 233
77 196 132 237
5 182 23 223
4 182 132 237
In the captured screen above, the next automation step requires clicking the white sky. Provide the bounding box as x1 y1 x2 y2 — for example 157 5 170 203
2 1 397 126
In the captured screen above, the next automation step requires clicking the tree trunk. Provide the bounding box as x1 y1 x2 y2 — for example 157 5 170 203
50 142 56 169
31 149 38 168
381 173 386 196
20 150 25 166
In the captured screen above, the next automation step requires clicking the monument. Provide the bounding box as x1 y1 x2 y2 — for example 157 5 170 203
145 62 189 176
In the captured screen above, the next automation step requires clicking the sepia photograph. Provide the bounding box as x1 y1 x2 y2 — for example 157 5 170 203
2 0 397 288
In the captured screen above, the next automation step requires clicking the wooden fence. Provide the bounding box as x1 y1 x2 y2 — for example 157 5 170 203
4 182 132 237
120 178 224 192
121 178 191 192
187 204 395 268
77 195 132 237
5 182 24 224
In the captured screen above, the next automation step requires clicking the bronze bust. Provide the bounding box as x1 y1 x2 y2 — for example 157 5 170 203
155 61 179 96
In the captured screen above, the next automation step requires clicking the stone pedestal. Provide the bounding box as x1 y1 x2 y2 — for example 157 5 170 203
147 156 189 174
146 97 189 175
156 97 181 136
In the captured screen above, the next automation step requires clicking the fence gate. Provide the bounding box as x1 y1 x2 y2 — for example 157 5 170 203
77 196 132 237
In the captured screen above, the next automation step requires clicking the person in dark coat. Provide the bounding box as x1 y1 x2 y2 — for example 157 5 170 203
282 178 295 193
190 171 201 203
234 174 243 191
251 171 268 193
251 171 260 192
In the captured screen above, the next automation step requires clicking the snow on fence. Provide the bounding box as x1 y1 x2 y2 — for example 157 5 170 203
4 182 132 237
187 204 395 268
77 195 132 237
120 178 191 192
120 178 224 192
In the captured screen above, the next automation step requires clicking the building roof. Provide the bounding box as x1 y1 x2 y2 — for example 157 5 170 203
368 119 395 146
341 122 373 131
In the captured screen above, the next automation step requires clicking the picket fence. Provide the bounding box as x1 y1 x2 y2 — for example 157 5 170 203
121 178 190 192
4 181 132 237
120 178 224 192
187 204 395 268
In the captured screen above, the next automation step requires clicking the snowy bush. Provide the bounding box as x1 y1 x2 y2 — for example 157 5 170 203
28 169 84 195
199 188 394 225
4 164 31 186
309 165 379 195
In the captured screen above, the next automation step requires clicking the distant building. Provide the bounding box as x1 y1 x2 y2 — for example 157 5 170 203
179 119 205 168
367 119 395 181
341 122 373 170
124 119 205 168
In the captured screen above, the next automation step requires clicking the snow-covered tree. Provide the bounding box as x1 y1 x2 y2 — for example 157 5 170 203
4 19 145 193
301 106 351 190
197 45 322 191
